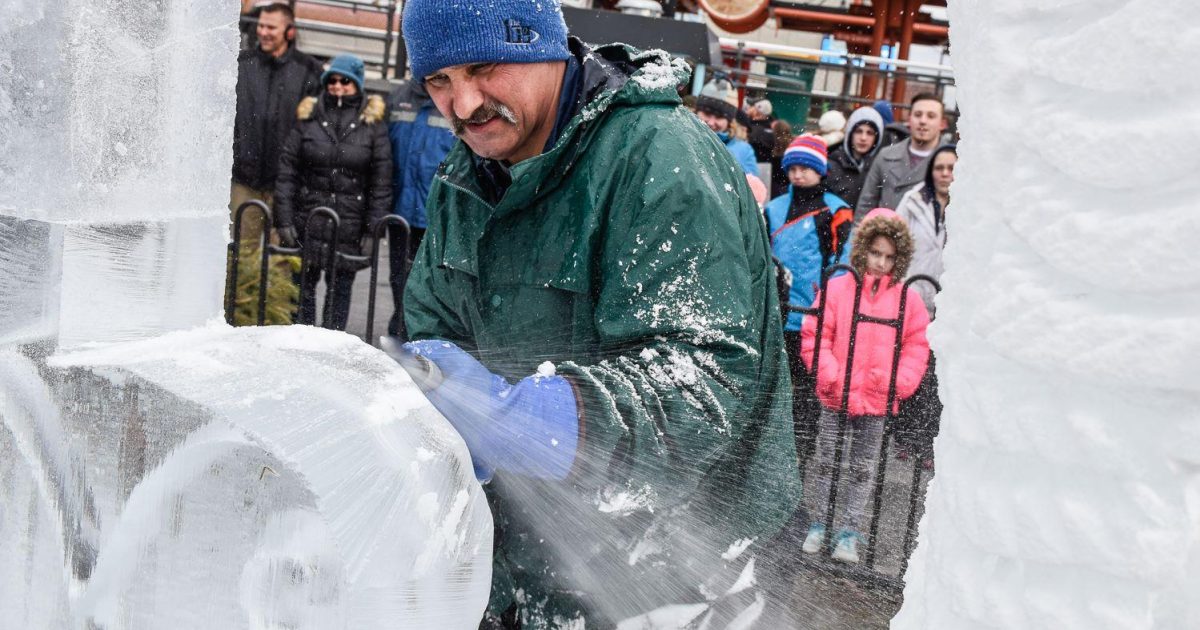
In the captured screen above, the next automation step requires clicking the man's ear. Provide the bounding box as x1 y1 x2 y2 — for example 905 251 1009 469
285 23 296 42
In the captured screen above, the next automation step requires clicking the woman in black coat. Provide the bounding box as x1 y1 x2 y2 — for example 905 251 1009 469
274 54 392 330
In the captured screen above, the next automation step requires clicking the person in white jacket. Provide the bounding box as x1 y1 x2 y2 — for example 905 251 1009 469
894 144 956 315
893 144 955 468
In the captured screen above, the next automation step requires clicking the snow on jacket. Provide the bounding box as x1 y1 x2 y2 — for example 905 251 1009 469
825 107 884 208
894 183 946 314
273 93 392 251
855 137 931 220
386 81 457 229
232 47 322 191
404 39 799 624
764 187 853 331
800 211 931 416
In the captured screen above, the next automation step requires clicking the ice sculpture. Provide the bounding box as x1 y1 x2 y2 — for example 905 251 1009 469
894 2 1200 629
0 1 493 628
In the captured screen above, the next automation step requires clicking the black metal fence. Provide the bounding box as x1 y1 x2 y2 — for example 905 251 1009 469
786 263 941 592
226 200 410 345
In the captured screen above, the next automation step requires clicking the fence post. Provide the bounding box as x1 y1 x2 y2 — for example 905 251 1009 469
365 215 411 345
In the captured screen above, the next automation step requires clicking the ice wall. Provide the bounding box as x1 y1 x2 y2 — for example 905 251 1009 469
895 2 1200 629
0 0 237 221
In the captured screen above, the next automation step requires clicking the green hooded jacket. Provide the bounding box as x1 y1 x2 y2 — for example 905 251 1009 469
404 41 801 628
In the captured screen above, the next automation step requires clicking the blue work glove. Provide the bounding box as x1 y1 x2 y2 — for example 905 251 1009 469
388 339 580 482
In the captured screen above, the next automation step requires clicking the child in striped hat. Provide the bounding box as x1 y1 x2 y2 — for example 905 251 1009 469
763 133 854 465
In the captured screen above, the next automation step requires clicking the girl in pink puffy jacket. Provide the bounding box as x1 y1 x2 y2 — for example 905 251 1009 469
797 207 931 563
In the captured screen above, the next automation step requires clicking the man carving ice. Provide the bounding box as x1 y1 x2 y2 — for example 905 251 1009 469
391 1 801 627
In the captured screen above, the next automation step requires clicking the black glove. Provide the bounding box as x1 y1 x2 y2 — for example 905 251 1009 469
359 233 376 257
277 226 299 248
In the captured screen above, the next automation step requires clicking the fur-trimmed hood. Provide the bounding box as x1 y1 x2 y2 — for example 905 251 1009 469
849 207 914 285
296 94 386 124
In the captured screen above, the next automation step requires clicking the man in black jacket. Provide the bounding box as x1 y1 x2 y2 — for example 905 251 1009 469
230 2 322 240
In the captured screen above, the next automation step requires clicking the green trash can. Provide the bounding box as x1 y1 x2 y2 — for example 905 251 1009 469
764 61 816 129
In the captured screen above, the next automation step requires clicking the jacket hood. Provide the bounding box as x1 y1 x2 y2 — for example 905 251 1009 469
850 208 914 284
840 106 884 166
296 94 386 124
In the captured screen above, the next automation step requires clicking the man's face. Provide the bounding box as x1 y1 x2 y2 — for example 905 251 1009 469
931 151 957 197
850 123 878 156
256 10 292 57
908 99 946 145
696 110 730 134
424 61 565 164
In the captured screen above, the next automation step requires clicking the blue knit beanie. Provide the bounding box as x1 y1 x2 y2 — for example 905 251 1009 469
782 134 829 177
322 54 365 92
402 0 572 82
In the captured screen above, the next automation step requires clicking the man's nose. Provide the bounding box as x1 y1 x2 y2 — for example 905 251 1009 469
449 80 486 123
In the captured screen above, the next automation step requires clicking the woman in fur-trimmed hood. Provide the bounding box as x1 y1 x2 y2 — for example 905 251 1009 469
273 53 392 330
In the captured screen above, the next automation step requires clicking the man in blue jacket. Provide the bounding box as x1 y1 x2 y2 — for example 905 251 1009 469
385 80 457 338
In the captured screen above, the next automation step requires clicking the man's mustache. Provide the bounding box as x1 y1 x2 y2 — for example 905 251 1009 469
452 102 518 136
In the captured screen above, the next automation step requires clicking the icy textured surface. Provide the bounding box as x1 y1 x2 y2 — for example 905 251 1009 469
0 218 63 345
0 325 492 629
0 0 233 348
894 1 1200 629
0 0 238 221
56 219 228 349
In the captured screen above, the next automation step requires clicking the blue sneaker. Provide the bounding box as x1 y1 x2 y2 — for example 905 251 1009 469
831 529 861 563
801 523 825 554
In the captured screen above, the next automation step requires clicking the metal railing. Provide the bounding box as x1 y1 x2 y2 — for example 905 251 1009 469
786 263 941 591
713 37 957 128
226 200 411 345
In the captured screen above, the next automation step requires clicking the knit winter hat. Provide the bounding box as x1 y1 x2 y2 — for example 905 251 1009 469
695 79 739 122
781 134 828 176
873 99 895 125
818 110 846 135
321 54 365 93
402 0 572 83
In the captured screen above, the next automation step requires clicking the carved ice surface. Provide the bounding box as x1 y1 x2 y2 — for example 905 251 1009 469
0 0 494 627
894 2 1200 629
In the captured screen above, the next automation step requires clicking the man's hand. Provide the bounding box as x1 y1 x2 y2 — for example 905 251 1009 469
359 233 375 257
383 338 580 482
277 225 299 248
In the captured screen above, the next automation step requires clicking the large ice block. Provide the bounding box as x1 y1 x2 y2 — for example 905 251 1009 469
0 0 238 222
894 2 1200 629
0 0 235 347
0 325 493 629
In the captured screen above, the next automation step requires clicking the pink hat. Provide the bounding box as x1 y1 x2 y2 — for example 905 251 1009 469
745 174 768 207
